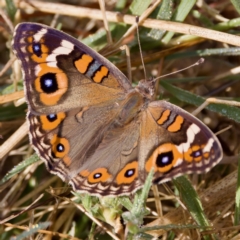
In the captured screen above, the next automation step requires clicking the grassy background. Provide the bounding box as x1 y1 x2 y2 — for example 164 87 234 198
1 0 240 239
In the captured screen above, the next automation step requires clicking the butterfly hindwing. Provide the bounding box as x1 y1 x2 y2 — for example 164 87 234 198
138 101 222 183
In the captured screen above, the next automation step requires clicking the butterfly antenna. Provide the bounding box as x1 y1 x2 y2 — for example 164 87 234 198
136 16 147 81
154 58 205 82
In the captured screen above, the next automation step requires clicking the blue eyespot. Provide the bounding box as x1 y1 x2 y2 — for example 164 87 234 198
47 114 57 122
32 42 42 57
57 143 64 152
94 173 102 179
125 169 135 177
40 73 58 93
156 151 173 167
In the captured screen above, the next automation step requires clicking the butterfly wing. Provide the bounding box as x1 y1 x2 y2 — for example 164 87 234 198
70 114 142 196
13 23 140 196
12 23 222 197
12 23 132 114
138 100 223 183
67 98 223 196
28 102 142 196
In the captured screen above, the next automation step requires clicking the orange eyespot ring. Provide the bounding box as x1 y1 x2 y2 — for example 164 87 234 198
51 135 70 158
116 161 138 184
87 168 112 183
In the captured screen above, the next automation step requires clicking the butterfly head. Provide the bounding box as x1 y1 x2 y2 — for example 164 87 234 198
136 77 156 100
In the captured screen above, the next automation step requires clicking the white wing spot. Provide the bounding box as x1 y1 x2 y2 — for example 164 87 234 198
35 65 41 76
46 40 74 66
176 124 200 152
174 158 183 167
33 28 47 42
61 40 74 50
53 46 72 55
191 123 201 134
203 138 214 153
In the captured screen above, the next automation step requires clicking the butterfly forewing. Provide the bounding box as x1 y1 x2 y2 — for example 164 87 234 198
12 23 132 114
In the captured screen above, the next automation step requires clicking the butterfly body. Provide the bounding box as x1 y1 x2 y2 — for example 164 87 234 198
12 23 223 196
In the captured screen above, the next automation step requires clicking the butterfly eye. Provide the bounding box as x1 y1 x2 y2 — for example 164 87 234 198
35 69 68 105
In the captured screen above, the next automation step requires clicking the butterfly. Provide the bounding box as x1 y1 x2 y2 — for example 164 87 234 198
12 23 223 196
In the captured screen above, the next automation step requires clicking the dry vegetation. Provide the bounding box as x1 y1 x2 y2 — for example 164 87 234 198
0 0 240 239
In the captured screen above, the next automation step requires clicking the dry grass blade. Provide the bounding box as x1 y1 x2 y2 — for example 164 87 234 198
0 121 28 160
10 0 240 46
0 91 24 104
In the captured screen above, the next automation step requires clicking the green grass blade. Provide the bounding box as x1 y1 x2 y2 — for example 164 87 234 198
173 176 213 240
0 154 40 185
160 80 240 123
148 0 173 40
162 0 197 43
129 0 152 15
5 0 17 21
231 0 240 15
166 47 240 60
14 222 51 240
122 170 154 236
141 223 210 231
